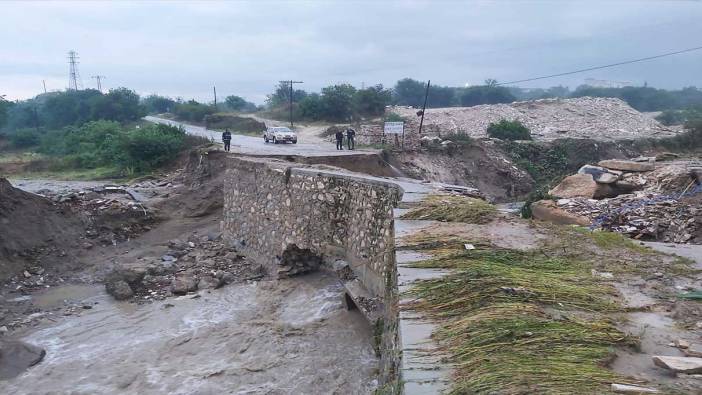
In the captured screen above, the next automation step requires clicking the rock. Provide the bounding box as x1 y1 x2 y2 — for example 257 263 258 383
161 255 176 262
0 340 46 380
147 261 177 276
197 275 221 289
171 275 198 294
611 383 659 393
655 152 680 162
105 280 134 300
549 174 615 199
674 339 691 349
598 159 654 172
82 242 93 249
220 272 236 284
652 355 702 374
684 344 702 358
0 326 7 334
595 172 619 184
22 271 31 278
578 165 620 184
531 200 590 226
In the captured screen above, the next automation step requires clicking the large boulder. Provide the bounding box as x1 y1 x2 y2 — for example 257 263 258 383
598 159 654 172
105 279 134 300
549 174 614 199
0 340 46 379
531 200 590 226
104 267 146 300
171 274 199 294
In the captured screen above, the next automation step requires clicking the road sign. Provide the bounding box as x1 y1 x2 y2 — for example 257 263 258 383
384 121 404 134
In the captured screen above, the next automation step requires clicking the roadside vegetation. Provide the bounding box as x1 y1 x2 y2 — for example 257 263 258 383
0 89 205 179
401 195 496 223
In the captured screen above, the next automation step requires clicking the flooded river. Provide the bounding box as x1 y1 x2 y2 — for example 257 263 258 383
0 273 377 394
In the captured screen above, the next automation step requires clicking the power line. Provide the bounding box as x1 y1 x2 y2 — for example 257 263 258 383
496 45 702 86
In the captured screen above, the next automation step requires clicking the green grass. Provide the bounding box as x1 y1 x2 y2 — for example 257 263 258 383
402 195 496 224
405 238 639 394
571 227 652 253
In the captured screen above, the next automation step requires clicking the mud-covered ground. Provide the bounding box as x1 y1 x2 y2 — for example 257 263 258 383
0 150 380 392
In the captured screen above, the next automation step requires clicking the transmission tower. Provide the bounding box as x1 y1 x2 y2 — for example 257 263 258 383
67 50 83 90
91 75 106 92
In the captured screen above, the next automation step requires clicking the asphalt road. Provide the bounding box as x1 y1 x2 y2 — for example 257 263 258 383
144 116 373 157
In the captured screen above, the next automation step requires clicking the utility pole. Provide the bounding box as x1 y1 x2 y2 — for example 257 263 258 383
417 80 431 136
42 80 47 94
213 85 217 109
67 50 82 90
279 80 303 128
91 75 106 92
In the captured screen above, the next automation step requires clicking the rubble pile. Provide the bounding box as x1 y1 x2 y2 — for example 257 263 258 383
35 186 158 246
542 158 702 243
389 97 677 141
105 234 265 302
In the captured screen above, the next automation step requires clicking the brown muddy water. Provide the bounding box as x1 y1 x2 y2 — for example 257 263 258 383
0 272 378 394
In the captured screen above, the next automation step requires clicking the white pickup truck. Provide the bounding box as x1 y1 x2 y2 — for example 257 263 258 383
263 126 297 144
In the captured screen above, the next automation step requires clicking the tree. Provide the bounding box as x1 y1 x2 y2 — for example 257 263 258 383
460 84 516 107
266 82 307 107
225 95 247 111
353 85 391 117
142 94 175 114
0 96 13 129
297 93 324 119
320 84 356 121
392 78 426 107
428 85 455 107
90 88 145 123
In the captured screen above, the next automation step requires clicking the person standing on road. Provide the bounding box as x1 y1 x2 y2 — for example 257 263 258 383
335 129 344 150
222 128 232 152
346 127 356 150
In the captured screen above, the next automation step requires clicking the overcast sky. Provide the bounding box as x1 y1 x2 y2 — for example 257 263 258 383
1 0 701 103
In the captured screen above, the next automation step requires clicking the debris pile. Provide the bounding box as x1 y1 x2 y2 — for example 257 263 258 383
105 235 265 302
33 185 159 246
389 97 677 141
540 159 702 243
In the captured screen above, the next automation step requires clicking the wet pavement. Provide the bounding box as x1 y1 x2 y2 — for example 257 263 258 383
144 116 377 158
0 273 378 394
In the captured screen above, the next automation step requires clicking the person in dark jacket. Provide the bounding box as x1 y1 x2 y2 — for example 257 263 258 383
335 129 344 150
346 128 356 150
222 129 232 152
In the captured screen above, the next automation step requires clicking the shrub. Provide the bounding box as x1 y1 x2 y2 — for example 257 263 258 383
487 120 531 141
118 124 185 171
9 128 42 148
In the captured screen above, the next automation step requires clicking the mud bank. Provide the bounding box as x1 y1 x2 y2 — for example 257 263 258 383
0 272 377 394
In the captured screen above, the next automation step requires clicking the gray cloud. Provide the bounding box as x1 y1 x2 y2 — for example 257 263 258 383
1 0 701 103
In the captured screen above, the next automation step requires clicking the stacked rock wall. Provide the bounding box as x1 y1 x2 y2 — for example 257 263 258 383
221 157 402 295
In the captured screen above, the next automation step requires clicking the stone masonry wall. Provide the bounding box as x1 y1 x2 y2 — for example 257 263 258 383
221 157 403 386
222 157 401 296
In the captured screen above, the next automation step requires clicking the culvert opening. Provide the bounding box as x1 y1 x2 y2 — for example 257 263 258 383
277 244 323 278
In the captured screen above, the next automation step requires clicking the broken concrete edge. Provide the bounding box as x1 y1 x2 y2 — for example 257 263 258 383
220 155 406 390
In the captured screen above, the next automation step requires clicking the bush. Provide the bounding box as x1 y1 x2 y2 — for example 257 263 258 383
203 113 265 134
173 101 215 123
118 124 185 171
487 120 531 141
9 128 42 148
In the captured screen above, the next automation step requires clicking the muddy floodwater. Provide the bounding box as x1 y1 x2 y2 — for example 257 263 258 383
0 272 378 394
